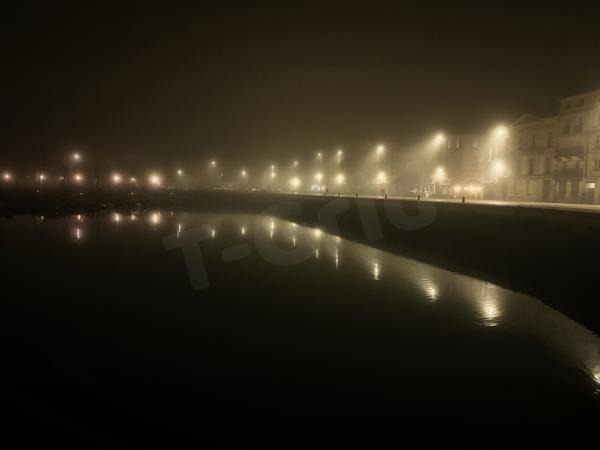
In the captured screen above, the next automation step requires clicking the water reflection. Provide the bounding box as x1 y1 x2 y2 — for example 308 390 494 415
420 277 440 302
28 209 600 391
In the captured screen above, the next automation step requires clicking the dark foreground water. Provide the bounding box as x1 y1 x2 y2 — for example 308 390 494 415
1 210 600 448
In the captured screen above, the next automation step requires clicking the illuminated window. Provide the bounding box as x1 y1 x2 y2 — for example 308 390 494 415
586 182 596 189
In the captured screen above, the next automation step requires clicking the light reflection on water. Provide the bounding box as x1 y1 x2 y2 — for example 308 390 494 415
29 210 600 390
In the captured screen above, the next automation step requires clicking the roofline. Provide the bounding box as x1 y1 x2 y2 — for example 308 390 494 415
560 88 600 101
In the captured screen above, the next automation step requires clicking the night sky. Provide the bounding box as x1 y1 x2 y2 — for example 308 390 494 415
2 2 600 170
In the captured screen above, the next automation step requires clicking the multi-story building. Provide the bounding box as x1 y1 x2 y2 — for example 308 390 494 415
555 89 600 203
392 88 600 204
505 114 557 202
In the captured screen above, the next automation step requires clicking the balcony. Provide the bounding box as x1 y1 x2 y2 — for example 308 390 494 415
554 146 585 159
553 167 584 178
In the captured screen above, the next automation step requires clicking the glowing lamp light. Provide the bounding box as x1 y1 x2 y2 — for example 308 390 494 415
177 169 183 176
375 171 387 184
376 144 385 155
314 172 323 182
335 173 345 185
112 173 122 184
72 152 81 161
149 174 162 187
241 169 247 177
210 160 217 167
434 133 446 145
39 174 46 181
74 173 83 183
433 166 446 182
2 172 12 181
292 161 299 167
496 126 508 137
289 176 301 190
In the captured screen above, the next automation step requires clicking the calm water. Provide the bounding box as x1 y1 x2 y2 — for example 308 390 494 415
2 210 600 448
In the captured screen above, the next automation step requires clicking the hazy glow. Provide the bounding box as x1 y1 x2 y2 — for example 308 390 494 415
433 166 446 182
314 172 323 182
495 126 508 137
241 226 246 236
177 169 183 176
335 173 345 185
112 173 122 184
289 176 301 189
211 228 216 239
375 171 387 184
376 144 385 155
39 174 46 181
2 172 12 181
149 174 162 186
313 228 322 239
74 173 83 183
210 160 217 167
433 133 446 145
149 212 162 226
72 152 81 161
292 160 299 167
112 213 121 223
240 169 247 177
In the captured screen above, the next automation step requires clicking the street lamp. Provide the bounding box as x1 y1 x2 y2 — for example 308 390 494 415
177 169 183 176
314 172 323 183
210 160 217 168
2 172 12 182
72 152 81 162
149 173 162 187
495 126 508 137
74 173 84 183
112 173 122 185
335 173 345 185
289 176 301 191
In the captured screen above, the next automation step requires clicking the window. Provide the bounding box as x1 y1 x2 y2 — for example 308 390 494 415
575 116 584 132
544 157 553 175
562 119 571 134
586 182 596 190
595 159 600 171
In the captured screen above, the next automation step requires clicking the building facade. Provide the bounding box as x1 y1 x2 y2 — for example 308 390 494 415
393 88 600 204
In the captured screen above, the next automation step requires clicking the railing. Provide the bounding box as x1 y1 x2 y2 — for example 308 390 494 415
553 167 584 178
